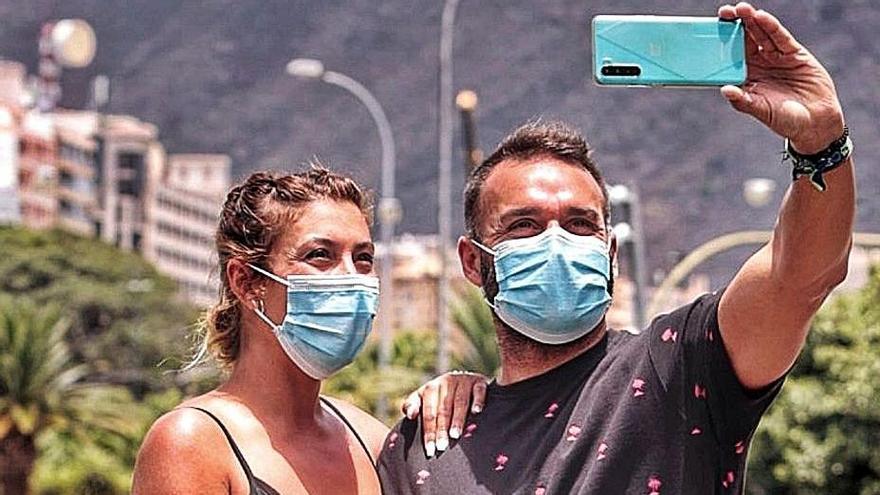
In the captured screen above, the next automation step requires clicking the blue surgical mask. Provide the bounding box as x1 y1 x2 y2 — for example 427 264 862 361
248 264 380 379
471 225 612 344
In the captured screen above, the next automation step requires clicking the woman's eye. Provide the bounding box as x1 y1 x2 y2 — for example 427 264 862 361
306 248 331 260
355 253 374 264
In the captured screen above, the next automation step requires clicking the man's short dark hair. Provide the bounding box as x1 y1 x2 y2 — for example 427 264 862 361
463 120 609 240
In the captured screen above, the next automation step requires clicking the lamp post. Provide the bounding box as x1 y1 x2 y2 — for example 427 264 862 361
743 178 777 208
455 89 482 172
287 58 401 414
437 0 461 373
37 19 96 111
608 184 648 330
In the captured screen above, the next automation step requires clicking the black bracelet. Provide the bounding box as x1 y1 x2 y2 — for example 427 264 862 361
782 126 853 192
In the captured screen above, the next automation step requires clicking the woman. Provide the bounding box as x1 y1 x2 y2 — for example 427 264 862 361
133 166 485 494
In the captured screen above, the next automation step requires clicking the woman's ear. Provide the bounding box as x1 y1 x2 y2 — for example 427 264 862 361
458 236 485 287
227 258 261 307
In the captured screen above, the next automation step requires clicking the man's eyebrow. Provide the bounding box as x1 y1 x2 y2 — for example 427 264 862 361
498 206 543 224
354 241 375 252
497 206 604 223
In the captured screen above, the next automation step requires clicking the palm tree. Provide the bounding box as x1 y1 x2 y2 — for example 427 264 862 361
450 286 500 377
0 297 141 494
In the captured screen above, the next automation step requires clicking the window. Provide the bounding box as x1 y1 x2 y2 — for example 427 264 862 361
117 152 145 197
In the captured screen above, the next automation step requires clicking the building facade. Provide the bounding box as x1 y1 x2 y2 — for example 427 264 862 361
0 61 28 225
143 154 230 306
0 105 20 224
54 119 98 236
37 111 232 306
0 57 232 306
94 114 163 251
17 111 57 230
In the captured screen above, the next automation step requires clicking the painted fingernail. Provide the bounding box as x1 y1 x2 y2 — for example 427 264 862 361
436 436 449 452
472 404 483 414
449 427 462 439
425 441 436 458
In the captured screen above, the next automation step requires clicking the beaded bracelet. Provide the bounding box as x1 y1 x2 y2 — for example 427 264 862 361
782 126 853 192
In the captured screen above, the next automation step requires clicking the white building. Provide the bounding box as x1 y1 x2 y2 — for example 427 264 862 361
143 154 230 306
0 105 20 224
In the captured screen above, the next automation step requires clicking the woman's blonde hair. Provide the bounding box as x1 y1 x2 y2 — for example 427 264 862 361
196 163 372 368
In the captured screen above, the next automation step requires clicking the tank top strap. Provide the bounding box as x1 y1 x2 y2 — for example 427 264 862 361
319 397 377 466
186 407 261 493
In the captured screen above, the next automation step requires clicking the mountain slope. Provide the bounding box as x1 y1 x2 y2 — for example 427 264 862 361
1 0 877 281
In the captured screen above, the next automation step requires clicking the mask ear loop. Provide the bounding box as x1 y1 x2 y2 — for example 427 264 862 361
251 298 280 331
602 222 615 280
245 263 287 331
247 263 290 287
469 238 499 311
469 238 495 256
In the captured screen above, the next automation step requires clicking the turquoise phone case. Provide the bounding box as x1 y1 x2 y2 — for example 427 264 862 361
592 15 746 87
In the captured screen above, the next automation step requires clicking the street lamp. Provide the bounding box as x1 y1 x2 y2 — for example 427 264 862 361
609 184 648 330
37 18 97 111
648 231 880 317
436 0 462 373
455 89 482 171
287 58 401 413
743 178 777 208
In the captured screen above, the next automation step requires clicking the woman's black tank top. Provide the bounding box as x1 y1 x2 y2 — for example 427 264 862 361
189 397 376 495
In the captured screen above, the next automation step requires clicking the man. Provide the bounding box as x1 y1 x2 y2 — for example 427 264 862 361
380 2 854 494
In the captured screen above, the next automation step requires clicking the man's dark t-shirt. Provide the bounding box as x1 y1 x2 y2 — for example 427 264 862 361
378 291 784 494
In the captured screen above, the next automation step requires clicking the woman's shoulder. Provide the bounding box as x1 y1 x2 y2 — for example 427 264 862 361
322 396 390 458
132 396 239 494
149 394 225 437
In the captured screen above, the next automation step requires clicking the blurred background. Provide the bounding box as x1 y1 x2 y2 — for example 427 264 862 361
0 0 878 493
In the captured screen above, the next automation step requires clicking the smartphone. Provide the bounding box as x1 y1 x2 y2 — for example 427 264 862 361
592 15 746 87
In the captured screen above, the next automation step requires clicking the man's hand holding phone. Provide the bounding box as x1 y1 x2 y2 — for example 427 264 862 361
718 2 845 154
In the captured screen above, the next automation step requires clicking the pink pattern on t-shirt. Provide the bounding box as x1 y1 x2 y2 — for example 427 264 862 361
387 432 398 449
464 423 478 438
415 469 430 485
647 475 662 494
721 470 735 488
661 327 678 342
632 378 646 397
566 425 582 442
494 453 509 471
544 402 559 418
597 441 608 460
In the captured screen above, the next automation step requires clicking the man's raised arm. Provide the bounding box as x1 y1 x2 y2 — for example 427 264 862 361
716 2 855 390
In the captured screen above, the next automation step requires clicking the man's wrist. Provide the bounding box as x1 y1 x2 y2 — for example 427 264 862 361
789 118 846 155
784 125 852 192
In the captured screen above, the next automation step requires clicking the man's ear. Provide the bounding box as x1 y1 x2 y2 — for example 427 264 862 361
227 258 261 308
457 236 484 287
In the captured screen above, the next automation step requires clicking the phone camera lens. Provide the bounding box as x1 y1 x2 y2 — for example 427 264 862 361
602 65 640 77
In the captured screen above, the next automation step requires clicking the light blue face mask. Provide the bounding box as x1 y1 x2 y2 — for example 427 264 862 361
248 264 380 380
471 225 612 344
